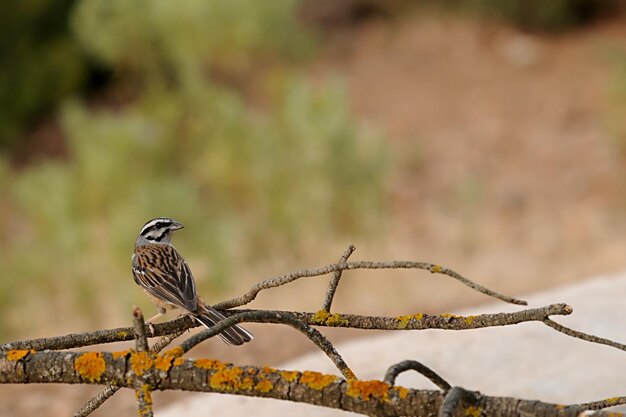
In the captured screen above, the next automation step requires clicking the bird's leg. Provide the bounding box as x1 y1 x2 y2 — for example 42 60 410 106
145 308 167 334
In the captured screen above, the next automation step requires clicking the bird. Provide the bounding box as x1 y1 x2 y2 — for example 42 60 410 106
132 217 253 345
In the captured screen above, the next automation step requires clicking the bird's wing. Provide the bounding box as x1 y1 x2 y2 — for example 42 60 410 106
132 244 198 312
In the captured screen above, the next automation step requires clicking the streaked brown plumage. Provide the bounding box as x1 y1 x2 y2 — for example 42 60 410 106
132 217 253 345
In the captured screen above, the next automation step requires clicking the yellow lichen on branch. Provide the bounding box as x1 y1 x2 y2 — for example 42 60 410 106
130 351 153 376
465 405 482 417
347 380 390 402
74 352 106 382
6 350 31 362
312 310 349 326
280 370 300 382
396 313 424 329
209 365 254 391
300 371 338 390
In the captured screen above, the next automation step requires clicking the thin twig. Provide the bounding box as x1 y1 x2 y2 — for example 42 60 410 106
72 386 120 417
384 360 451 391
215 260 527 310
178 310 357 380
574 396 626 410
543 318 626 352
322 245 356 312
132 307 154 417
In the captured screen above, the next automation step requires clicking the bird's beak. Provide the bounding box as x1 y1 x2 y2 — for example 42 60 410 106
171 222 184 231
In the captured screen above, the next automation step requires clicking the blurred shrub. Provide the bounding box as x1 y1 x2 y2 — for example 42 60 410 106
0 0 87 148
0 0 387 337
473 0 618 31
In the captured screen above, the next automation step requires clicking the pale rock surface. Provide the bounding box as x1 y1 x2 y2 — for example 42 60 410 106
158 272 626 416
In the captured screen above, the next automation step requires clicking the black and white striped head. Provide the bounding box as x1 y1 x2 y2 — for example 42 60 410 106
137 217 184 245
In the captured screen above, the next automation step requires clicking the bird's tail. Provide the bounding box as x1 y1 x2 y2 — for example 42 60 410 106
194 303 253 346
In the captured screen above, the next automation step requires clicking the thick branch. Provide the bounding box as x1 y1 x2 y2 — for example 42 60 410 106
0 350 620 417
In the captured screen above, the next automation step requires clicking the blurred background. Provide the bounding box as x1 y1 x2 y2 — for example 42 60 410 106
1 0 626 415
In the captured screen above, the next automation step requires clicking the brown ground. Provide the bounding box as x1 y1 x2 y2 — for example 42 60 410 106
4 9 626 417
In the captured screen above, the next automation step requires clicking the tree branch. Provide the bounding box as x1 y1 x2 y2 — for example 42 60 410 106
0 350 621 417
215 260 528 310
322 244 356 312
384 360 451 392
0 304 571 353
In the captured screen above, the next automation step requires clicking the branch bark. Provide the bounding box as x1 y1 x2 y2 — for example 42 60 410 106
1 350 621 417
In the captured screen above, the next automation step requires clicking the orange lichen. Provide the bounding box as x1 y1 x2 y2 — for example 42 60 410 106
280 370 300 382
465 405 482 417
74 352 106 382
194 358 222 370
173 357 185 366
394 386 409 399
163 346 184 358
154 354 174 372
130 352 153 376
255 378 274 393
112 350 130 360
6 350 31 361
300 371 337 390
262 365 276 374
346 380 390 402
209 366 254 391
431 265 442 273
396 313 424 329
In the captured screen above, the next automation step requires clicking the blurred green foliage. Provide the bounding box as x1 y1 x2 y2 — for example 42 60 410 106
473 0 617 31
0 0 86 148
0 0 387 337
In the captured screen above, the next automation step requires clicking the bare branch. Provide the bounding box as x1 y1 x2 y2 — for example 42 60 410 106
215 260 528 310
574 396 626 410
133 307 149 352
543 318 626 352
322 245 356 312
384 360 451 392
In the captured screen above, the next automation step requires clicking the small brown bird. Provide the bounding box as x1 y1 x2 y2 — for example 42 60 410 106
132 217 253 345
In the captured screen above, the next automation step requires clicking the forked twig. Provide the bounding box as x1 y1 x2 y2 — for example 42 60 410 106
215 260 527 310
178 310 357 380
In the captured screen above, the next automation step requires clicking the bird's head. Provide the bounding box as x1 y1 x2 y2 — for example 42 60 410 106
137 217 184 245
